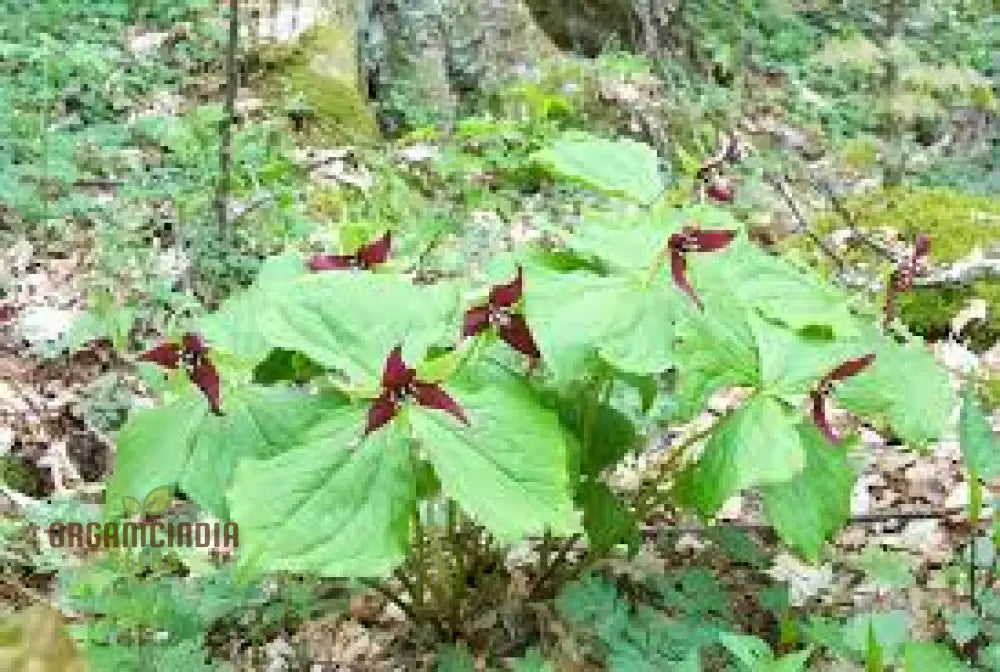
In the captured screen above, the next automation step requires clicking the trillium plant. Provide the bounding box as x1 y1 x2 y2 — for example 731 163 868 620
107 135 954 637
139 332 223 415
307 230 392 271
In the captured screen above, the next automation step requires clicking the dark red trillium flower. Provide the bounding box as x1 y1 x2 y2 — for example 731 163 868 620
884 234 930 325
667 226 736 309
0 303 18 324
463 268 540 359
810 353 876 444
307 231 391 271
364 346 468 436
705 175 735 203
139 333 223 415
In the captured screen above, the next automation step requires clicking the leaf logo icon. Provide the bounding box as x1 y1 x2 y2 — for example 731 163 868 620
121 485 173 518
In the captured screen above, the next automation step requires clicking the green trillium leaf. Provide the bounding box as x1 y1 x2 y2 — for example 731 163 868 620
106 386 340 519
260 272 460 383
229 404 415 578
960 386 1000 479
761 425 856 562
833 338 954 446
408 364 581 542
532 133 665 204
675 394 806 517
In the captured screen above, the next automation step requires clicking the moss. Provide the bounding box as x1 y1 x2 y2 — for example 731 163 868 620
808 186 1000 351
0 456 42 496
257 24 378 146
896 280 1000 352
817 186 1000 264
980 377 1000 411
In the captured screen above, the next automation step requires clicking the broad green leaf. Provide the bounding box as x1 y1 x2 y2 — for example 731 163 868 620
564 205 684 273
532 133 664 204
523 266 690 381
142 485 174 516
843 611 910 659
261 272 460 383
751 316 873 398
690 237 859 336
960 387 1000 478
675 395 805 516
577 479 640 555
834 339 954 446
107 387 340 518
719 633 812 671
199 253 307 363
901 642 968 671
409 366 580 542
551 389 641 476
229 405 415 578
667 295 760 422
761 425 855 562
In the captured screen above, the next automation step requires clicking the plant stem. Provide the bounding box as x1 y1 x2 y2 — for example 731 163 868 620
361 578 418 622
411 508 426 613
447 499 466 629
636 408 732 520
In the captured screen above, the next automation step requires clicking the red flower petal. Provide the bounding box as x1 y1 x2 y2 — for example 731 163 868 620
690 229 736 252
413 382 468 425
825 353 876 384
463 305 491 337
497 313 541 358
357 231 391 269
139 342 182 369
914 234 931 260
670 249 703 310
706 177 735 203
0 303 18 323
381 345 414 390
190 360 223 415
364 393 398 436
488 267 523 308
182 332 208 356
810 391 840 444
307 254 355 271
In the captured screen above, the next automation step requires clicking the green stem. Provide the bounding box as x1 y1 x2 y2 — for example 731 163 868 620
412 508 426 613
636 408 732 520
447 499 466 627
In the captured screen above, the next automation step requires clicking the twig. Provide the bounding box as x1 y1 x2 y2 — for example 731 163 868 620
639 506 979 539
812 179 898 262
359 578 418 622
528 533 582 599
767 173 845 271
839 257 1000 291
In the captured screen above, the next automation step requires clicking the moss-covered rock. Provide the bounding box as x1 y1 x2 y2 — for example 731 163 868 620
822 186 1000 264
814 186 1000 351
257 24 379 145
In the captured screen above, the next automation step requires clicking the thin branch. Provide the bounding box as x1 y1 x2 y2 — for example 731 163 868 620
216 0 240 239
359 578 418 622
812 178 899 262
767 173 845 271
